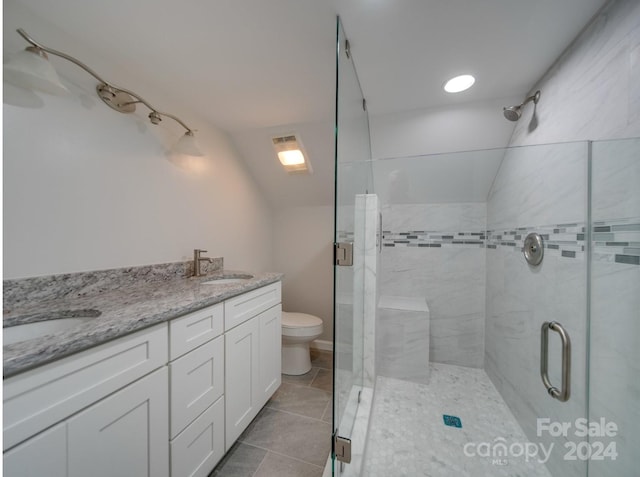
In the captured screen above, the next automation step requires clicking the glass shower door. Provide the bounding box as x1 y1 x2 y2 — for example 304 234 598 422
588 137 640 476
483 141 590 477
362 142 591 476
333 16 372 476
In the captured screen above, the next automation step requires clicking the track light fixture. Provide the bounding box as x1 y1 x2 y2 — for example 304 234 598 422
4 28 203 157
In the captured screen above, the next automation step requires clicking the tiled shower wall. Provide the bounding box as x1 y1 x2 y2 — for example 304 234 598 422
380 203 486 368
486 1 640 475
484 142 589 477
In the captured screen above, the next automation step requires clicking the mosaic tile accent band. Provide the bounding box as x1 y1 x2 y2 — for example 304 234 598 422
383 230 485 248
381 223 586 260
341 218 639 266
592 217 640 265
487 223 586 261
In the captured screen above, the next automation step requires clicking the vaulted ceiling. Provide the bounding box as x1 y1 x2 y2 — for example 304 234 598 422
9 0 607 130
6 0 609 207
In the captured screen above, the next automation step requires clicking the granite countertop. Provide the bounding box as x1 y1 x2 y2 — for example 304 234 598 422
3 266 283 378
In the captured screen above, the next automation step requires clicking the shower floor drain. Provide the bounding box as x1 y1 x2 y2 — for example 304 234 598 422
443 415 462 428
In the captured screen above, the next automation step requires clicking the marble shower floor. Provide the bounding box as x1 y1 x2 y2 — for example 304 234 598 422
362 363 553 477
210 349 333 477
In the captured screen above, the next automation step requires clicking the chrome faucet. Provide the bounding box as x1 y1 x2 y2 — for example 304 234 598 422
193 249 214 277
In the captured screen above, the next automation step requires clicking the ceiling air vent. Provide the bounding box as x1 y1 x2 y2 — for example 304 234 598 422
271 133 312 174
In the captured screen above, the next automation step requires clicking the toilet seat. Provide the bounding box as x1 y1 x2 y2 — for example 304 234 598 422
281 312 323 337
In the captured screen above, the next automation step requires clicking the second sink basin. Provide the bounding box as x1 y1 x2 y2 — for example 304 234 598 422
3 310 101 346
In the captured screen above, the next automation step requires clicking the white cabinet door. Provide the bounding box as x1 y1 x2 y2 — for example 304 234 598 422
3 422 67 477
224 316 260 450
259 304 282 405
67 367 169 477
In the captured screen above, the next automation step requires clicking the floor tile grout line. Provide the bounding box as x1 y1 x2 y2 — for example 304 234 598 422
264 402 327 421
262 404 333 425
276 379 332 395
248 447 269 477
320 398 333 423
250 450 269 477
240 442 325 473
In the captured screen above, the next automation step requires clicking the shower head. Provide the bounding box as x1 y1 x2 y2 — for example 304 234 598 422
503 105 522 121
503 90 540 121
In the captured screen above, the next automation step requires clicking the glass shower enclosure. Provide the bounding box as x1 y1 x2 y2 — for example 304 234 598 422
332 17 375 476
332 16 640 473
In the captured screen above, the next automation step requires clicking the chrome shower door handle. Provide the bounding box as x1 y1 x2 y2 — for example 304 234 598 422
540 321 571 402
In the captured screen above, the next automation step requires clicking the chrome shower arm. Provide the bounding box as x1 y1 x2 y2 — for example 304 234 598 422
521 90 541 107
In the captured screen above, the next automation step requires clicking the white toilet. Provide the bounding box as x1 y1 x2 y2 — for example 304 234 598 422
281 311 324 375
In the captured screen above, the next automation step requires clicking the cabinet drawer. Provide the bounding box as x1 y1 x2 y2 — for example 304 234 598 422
3 323 168 451
171 396 225 477
224 282 281 331
170 335 224 438
170 303 224 360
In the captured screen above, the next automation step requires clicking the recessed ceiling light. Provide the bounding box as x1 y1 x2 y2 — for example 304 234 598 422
443 74 475 93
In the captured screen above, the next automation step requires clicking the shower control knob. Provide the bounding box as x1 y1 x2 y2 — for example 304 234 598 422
524 233 544 266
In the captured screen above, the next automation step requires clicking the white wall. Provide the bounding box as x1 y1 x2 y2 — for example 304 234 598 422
231 121 335 209
234 120 336 343
3 1 274 279
369 97 518 159
273 206 335 341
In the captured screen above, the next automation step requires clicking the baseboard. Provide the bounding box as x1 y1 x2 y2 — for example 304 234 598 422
311 339 333 352
322 456 332 477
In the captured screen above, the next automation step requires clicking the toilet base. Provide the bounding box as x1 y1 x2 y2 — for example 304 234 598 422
282 342 312 375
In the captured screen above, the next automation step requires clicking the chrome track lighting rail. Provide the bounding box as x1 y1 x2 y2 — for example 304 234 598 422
8 28 202 156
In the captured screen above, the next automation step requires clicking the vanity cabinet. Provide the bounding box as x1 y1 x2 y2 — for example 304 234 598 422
3 324 169 477
4 368 168 477
3 280 282 477
224 282 281 450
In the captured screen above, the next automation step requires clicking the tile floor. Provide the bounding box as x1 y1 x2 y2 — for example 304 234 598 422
210 349 333 477
362 363 552 477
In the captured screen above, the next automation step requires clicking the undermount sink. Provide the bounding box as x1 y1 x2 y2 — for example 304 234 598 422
3 311 101 346
200 275 253 285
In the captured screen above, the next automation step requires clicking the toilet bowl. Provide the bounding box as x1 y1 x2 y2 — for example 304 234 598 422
281 311 323 375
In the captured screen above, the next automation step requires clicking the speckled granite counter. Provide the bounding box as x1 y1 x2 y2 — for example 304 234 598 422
3 260 283 378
